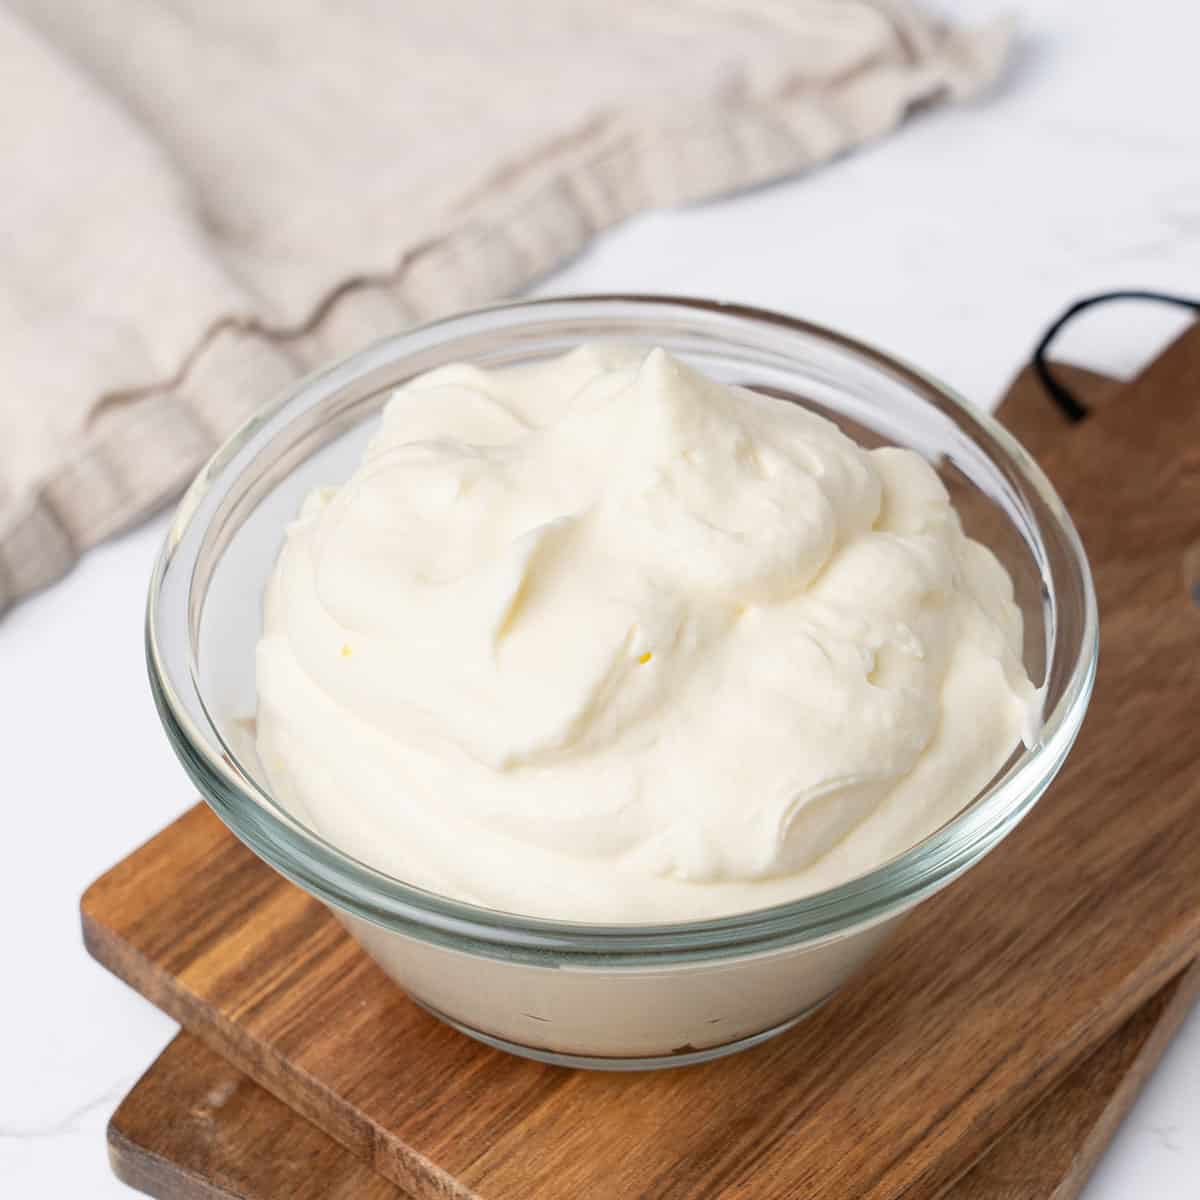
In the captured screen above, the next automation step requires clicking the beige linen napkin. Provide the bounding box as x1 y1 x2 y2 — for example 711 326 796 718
0 1 1009 614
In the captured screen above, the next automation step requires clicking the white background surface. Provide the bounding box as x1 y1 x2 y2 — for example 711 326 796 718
2 1 1198 1195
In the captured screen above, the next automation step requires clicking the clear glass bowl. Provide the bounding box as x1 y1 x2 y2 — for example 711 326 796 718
147 295 1097 1069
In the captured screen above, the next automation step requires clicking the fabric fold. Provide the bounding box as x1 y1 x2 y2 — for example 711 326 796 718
0 0 1011 613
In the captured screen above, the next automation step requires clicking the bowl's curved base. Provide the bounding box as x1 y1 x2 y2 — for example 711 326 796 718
413 995 832 1071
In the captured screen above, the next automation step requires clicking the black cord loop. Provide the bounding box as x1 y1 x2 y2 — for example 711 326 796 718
1033 289 1200 422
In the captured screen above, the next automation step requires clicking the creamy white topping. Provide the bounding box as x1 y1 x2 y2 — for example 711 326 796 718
256 346 1036 922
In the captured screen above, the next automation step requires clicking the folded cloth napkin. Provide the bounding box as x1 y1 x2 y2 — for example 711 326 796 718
0 0 1009 614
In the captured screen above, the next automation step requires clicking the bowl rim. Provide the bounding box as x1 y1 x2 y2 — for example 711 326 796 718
146 293 1098 965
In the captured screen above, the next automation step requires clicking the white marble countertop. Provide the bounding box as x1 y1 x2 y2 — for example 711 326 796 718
2 0 1198 1195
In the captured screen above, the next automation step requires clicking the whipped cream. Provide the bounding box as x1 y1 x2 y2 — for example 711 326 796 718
256 346 1036 922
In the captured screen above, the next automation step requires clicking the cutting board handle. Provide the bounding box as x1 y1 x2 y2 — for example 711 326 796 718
1033 289 1200 421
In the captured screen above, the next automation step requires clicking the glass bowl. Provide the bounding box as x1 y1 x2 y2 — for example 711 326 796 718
147 295 1097 1069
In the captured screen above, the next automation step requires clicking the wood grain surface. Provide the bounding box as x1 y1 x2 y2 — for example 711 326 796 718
957 962 1200 1200
107 964 1200 1200
85 338 1200 1200
106 362 1166 1200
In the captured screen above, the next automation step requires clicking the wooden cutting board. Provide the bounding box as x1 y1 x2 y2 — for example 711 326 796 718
104 362 1200 1200
107 964 1200 1200
84 334 1200 1200
101 361 1185 1200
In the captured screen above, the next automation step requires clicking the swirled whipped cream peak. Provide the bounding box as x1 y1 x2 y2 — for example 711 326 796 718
256 345 1037 922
